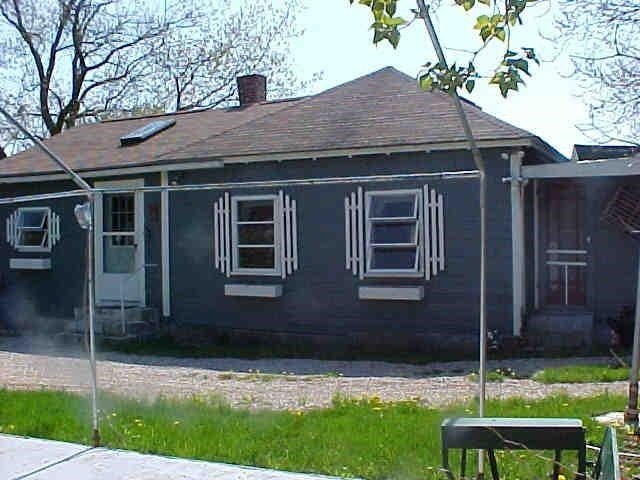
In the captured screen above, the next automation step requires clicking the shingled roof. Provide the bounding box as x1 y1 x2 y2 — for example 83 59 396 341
0 67 551 179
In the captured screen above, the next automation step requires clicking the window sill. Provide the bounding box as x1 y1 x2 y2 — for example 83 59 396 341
364 271 424 279
10 258 51 270
231 270 282 277
225 284 283 298
358 286 424 301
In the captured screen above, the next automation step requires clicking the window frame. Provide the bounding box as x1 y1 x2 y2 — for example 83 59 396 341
14 206 52 252
364 189 423 278
230 194 282 276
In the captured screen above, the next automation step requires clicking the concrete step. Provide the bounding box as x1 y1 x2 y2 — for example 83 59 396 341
70 306 159 337
525 310 594 350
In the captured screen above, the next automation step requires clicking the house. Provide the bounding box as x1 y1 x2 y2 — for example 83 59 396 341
0 67 637 353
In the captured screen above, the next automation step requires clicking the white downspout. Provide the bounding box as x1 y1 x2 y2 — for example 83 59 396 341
161 171 171 318
510 150 525 336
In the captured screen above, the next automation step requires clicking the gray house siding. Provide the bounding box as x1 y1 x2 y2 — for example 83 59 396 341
0 180 86 331
168 148 518 351
0 173 163 332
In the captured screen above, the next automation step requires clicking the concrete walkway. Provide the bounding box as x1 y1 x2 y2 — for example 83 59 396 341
1 434 343 480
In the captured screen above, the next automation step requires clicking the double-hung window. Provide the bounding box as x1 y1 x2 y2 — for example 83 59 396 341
231 195 280 275
13 207 51 251
365 190 421 276
215 191 298 278
346 185 445 279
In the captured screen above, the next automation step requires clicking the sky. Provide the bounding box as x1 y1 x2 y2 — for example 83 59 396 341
288 1 593 157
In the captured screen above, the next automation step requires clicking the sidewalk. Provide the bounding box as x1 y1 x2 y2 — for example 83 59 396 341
1 434 344 480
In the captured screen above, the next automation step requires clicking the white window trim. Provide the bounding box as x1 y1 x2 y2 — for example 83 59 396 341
14 206 52 253
364 188 423 278
231 194 282 277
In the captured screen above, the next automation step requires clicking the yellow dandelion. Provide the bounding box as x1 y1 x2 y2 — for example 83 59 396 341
558 475 566 480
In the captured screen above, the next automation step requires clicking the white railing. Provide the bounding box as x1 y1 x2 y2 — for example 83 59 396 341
545 249 587 306
120 263 157 335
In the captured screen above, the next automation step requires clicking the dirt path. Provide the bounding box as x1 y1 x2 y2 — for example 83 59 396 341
0 339 626 410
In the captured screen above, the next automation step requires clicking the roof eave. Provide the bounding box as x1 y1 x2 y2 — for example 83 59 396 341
0 136 553 184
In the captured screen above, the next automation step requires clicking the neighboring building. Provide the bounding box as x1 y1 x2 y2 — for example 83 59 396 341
0 67 637 353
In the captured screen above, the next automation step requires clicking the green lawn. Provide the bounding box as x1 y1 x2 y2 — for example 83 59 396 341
0 389 624 480
532 365 629 383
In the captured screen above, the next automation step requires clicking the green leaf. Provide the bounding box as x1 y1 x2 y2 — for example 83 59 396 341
474 15 490 29
388 29 400 48
463 0 475 11
419 74 433 90
465 79 476 93
495 27 506 42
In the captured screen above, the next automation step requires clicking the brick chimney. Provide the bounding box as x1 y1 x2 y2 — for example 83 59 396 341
237 74 267 107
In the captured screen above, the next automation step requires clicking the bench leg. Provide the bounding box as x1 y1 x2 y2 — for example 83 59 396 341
553 450 561 480
576 445 586 480
442 445 455 480
487 449 499 480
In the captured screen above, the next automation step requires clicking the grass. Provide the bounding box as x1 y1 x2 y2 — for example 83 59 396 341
532 364 629 383
0 389 625 480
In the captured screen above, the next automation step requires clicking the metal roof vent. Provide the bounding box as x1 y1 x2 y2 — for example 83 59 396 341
120 119 176 147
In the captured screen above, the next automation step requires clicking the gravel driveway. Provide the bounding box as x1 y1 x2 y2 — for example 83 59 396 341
0 337 627 410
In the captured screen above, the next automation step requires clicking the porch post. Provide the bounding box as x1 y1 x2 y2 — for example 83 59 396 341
510 150 526 336
161 171 171 318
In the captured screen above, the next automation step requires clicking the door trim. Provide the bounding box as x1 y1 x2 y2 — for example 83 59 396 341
94 178 146 307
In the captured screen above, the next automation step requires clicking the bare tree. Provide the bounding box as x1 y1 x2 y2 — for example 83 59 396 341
556 1 640 144
0 0 306 153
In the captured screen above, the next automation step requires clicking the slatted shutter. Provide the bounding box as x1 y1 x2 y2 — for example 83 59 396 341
423 185 445 279
344 187 364 278
213 194 231 276
281 191 299 277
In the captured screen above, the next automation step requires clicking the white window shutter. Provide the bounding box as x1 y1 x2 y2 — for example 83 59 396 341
213 195 230 275
344 189 364 277
7 211 17 247
423 185 445 278
281 192 298 276
51 212 61 246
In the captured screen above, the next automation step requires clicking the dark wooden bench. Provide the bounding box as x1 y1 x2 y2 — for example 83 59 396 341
441 417 586 480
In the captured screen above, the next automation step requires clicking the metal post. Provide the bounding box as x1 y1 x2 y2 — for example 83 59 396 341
87 194 100 446
415 2 488 477
625 242 640 430
0 106 100 445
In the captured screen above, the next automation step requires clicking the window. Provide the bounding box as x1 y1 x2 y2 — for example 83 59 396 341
345 186 445 280
214 191 298 278
366 190 421 275
6 207 61 252
232 195 279 274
